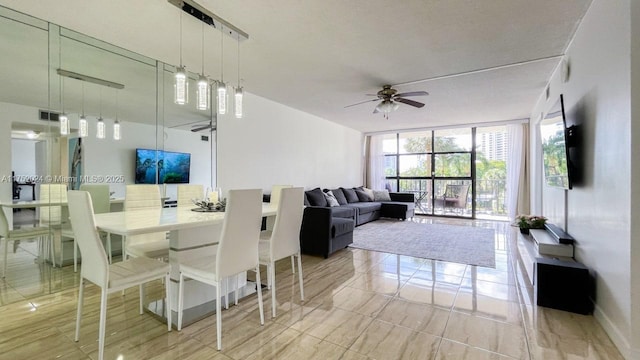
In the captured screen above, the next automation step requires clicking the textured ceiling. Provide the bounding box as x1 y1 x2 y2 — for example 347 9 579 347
0 0 592 133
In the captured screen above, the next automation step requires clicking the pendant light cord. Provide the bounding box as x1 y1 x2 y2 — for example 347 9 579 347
201 22 205 74
220 24 224 82
237 33 240 86
179 11 183 66
115 90 119 120
81 82 85 116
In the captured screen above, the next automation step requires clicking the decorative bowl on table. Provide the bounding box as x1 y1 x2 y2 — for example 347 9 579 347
191 198 226 212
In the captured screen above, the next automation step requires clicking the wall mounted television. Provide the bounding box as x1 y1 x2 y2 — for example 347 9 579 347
135 148 191 184
540 94 574 189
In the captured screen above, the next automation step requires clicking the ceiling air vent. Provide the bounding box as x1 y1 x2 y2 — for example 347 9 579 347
39 110 60 122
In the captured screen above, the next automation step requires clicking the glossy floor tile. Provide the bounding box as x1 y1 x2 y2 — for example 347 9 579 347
0 217 624 359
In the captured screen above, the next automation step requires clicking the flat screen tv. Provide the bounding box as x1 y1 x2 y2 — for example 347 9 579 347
540 95 573 189
135 148 191 184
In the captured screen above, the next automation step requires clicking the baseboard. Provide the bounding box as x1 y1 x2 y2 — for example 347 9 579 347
593 302 632 359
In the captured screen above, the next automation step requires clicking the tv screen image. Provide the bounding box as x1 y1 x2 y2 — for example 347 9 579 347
135 148 191 184
540 95 571 189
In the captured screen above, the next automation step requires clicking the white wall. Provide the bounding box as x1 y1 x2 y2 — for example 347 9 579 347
529 0 633 357
630 0 640 357
217 92 363 194
81 120 214 199
11 139 36 176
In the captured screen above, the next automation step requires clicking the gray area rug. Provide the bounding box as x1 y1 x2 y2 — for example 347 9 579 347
350 219 496 268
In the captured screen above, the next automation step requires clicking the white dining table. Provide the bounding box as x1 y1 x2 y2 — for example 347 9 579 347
0 198 125 209
93 203 278 327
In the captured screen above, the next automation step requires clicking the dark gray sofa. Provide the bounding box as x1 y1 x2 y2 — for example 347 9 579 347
299 187 415 258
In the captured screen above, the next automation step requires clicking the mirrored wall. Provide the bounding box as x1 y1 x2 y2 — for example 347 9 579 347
0 4 216 301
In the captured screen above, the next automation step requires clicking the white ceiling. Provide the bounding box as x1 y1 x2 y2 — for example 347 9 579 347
0 0 592 133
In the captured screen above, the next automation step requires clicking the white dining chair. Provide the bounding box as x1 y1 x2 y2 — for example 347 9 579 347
259 187 305 318
177 184 204 207
269 185 292 206
39 183 68 266
123 185 168 260
61 184 112 271
1 208 50 278
177 189 265 350
68 190 171 360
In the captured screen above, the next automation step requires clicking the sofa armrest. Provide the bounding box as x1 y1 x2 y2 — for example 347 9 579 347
300 206 333 256
389 192 414 203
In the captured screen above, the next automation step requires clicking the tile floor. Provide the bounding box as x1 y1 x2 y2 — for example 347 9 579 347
0 217 624 359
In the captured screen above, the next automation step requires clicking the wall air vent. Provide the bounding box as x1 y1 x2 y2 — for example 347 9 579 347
201 135 209 141
39 110 60 122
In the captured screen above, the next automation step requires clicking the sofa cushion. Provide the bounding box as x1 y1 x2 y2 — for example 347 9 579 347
330 206 355 219
341 187 360 203
330 188 348 205
355 189 372 202
306 188 327 207
373 189 391 201
324 190 340 207
344 202 382 215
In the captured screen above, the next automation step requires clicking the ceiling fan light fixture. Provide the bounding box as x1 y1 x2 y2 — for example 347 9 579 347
376 100 397 114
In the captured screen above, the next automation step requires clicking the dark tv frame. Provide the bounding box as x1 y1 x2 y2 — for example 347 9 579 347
541 94 574 190
135 148 191 184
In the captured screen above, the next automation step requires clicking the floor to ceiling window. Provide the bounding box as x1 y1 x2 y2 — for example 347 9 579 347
382 126 508 220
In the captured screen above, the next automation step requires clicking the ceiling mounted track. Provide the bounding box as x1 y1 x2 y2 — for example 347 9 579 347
168 0 249 41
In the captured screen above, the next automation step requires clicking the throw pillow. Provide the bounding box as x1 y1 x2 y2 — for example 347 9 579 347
324 190 340 207
330 188 348 205
355 189 372 202
363 187 375 201
305 188 328 207
341 187 360 203
373 189 391 201
303 193 310 206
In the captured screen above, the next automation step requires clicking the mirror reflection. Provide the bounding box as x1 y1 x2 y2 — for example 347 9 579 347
0 4 215 301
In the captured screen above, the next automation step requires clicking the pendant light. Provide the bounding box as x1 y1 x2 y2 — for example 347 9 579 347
59 77 69 135
217 25 227 115
234 33 243 119
97 88 105 139
79 82 88 138
175 11 188 105
196 22 210 111
113 90 121 140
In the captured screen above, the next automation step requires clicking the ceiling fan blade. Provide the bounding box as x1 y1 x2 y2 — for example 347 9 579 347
345 98 379 108
393 91 429 98
395 97 425 108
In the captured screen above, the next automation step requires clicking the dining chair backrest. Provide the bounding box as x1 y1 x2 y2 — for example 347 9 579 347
39 184 68 223
0 209 9 238
269 185 292 206
177 184 204 207
125 185 161 210
270 187 304 260
79 184 111 214
67 191 108 287
216 189 262 279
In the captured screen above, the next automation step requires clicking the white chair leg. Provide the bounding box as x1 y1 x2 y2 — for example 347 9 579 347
3 237 8 278
216 280 222 350
107 233 112 264
255 266 265 326
75 278 84 342
73 238 78 273
297 253 305 301
122 236 126 261
98 288 108 360
165 273 172 332
50 235 56 267
270 261 276 318
234 275 239 306
139 284 144 315
224 277 229 310
266 264 272 290
177 273 184 331
291 256 295 274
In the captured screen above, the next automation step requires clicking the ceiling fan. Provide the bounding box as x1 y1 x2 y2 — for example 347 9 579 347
191 121 215 132
345 85 429 118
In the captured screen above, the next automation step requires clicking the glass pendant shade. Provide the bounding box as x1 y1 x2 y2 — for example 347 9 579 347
217 81 227 115
196 75 210 110
235 87 243 118
79 116 88 138
59 114 69 135
113 120 121 140
97 118 105 139
174 66 188 105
